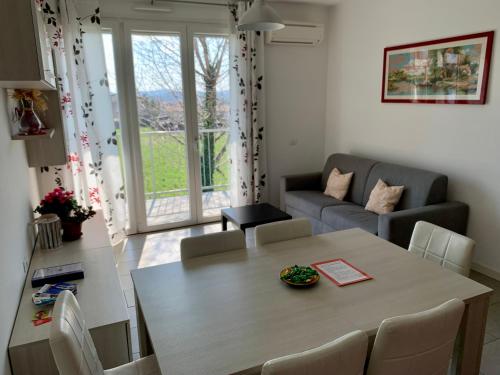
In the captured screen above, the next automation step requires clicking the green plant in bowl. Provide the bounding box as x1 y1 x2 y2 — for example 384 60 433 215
280 265 320 287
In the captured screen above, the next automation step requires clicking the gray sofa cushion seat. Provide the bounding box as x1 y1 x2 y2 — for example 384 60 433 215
363 162 448 210
322 153 378 205
284 190 353 219
321 205 379 234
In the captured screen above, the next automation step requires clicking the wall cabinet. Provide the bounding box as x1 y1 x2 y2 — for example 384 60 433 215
1 1 67 166
25 91 67 167
0 0 56 89
8 213 132 375
6 89 67 167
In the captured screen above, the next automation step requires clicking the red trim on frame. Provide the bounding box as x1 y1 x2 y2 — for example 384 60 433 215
311 258 373 287
381 31 495 104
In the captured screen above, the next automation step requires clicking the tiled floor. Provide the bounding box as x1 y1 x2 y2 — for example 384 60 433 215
145 191 230 225
113 224 500 373
469 271 500 374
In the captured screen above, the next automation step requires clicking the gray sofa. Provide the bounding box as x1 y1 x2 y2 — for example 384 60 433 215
280 153 469 248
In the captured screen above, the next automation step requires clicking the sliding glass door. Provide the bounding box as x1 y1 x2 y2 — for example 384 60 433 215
104 21 230 232
193 33 231 219
131 31 193 227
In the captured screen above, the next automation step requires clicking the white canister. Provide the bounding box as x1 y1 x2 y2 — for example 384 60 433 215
34 214 62 249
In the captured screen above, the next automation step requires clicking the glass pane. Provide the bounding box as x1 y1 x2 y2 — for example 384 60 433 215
102 32 126 203
131 33 191 226
193 34 230 218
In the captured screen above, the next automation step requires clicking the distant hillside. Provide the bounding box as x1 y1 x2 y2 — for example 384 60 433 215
140 89 230 103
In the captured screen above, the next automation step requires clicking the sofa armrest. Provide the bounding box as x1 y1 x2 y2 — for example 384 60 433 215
378 201 469 249
280 172 322 210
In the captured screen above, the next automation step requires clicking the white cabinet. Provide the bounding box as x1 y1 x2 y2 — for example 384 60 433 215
1 1 67 166
6 89 67 167
8 213 132 374
23 91 67 167
0 0 56 89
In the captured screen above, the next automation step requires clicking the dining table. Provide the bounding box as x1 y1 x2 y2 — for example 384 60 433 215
131 228 492 375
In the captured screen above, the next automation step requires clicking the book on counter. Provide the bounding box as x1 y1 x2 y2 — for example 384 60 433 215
31 262 84 287
32 310 52 326
32 282 78 306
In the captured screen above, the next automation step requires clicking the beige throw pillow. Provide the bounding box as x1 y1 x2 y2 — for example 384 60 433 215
324 168 353 201
365 179 404 214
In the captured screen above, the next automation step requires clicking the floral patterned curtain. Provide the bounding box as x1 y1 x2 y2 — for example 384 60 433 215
229 2 268 206
35 0 126 243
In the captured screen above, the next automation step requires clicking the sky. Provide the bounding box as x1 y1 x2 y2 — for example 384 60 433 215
101 32 230 98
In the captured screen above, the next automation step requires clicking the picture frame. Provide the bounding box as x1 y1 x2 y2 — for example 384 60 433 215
381 31 494 104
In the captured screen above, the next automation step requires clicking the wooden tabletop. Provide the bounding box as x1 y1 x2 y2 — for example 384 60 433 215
132 228 492 375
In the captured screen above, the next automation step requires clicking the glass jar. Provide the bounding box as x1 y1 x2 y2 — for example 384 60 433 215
19 98 43 135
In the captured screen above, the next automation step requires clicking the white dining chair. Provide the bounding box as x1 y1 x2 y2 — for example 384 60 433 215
409 221 475 276
49 290 160 375
366 298 465 375
261 330 367 375
180 229 246 260
255 218 312 246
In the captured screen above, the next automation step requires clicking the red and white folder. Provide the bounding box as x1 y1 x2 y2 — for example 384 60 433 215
311 259 373 286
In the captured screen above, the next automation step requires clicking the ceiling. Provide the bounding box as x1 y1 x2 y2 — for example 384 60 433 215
144 0 342 6
270 0 340 4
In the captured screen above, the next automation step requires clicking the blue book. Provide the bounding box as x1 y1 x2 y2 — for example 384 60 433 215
31 262 84 287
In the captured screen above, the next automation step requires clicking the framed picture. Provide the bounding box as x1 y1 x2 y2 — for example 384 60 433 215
381 31 494 104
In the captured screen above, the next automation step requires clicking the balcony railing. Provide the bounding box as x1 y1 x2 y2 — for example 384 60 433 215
140 128 230 202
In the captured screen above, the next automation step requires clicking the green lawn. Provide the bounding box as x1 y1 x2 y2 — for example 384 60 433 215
117 128 230 198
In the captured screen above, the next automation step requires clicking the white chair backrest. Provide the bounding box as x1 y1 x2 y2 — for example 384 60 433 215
261 330 368 375
255 218 312 246
49 291 104 375
180 229 246 260
409 221 475 276
366 298 465 375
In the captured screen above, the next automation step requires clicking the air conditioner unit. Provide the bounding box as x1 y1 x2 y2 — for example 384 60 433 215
265 22 324 46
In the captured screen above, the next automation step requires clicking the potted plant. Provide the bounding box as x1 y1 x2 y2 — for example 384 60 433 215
34 187 96 241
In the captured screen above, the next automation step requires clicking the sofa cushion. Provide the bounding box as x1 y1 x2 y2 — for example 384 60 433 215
363 162 448 210
365 179 405 214
324 168 353 200
286 205 324 235
322 153 378 206
321 205 379 234
284 190 353 219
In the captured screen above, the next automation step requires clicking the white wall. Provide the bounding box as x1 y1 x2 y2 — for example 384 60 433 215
98 0 228 24
0 90 38 375
325 0 500 275
266 3 329 205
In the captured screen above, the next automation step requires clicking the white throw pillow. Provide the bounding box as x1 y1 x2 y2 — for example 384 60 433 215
365 179 404 214
324 168 353 201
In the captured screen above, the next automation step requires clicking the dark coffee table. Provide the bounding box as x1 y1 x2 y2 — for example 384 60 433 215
221 203 292 233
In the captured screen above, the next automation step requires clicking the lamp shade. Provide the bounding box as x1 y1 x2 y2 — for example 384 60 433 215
237 0 285 31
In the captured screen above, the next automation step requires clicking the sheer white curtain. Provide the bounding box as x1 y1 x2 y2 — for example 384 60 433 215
36 0 126 243
229 2 268 206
